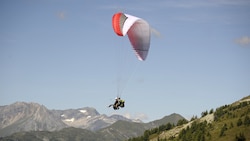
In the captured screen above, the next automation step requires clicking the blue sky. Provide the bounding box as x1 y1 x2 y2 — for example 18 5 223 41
1 0 250 122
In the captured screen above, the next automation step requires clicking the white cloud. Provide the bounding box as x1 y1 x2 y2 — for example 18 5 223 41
123 112 148 121
123 113 132 119
235 36 250 46
134 113 148 121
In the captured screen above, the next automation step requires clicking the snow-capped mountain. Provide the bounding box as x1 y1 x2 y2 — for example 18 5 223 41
0 102 140 137
53 107 118 131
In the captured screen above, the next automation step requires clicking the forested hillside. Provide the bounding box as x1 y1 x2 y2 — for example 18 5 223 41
128 96 250 141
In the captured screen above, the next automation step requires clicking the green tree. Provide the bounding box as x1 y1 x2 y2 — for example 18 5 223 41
237 118 243 126
201 110 208 117
230 122 234 128
190 115 198 121
219 124 227 137
158 125 165 132
207 131 212 140
177 119 188 126
143 130 150 141
209 108 214 114
214 107 225 121
243 115 250 126
178 121 207 141
235 132 246 141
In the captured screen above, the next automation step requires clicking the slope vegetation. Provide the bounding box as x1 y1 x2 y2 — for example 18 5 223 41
128 95 250 141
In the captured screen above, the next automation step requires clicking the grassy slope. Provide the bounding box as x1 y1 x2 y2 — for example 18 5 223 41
150 95 250 141
208 98 250 141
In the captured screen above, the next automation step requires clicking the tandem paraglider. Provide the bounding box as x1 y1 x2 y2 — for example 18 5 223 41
109 97 125 110
109 12 156 110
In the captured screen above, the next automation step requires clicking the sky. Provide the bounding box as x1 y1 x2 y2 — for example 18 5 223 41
1 0 250 122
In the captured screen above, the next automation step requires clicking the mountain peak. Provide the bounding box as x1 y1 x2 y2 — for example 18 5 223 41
0 102 67 137
148 113 185 127
10 101 41 107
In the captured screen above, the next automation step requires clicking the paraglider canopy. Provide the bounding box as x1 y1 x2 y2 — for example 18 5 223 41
112 12 151 61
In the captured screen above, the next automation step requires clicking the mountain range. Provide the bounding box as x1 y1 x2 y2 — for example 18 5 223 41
1 96 249 141
0 102 185 140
